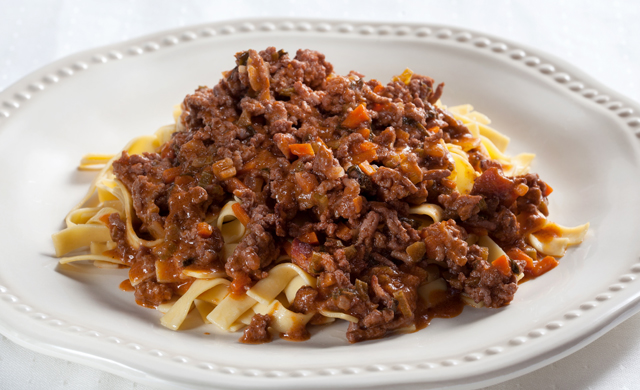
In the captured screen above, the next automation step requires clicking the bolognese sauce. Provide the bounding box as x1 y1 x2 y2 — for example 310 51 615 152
55 47 588 344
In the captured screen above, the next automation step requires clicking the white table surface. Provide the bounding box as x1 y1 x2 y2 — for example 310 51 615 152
1 1 639 389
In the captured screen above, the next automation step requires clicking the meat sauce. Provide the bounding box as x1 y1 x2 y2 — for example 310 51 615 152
107 47 555 343
415 291 465 330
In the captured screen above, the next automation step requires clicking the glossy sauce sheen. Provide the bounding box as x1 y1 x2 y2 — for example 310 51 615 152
416 291 465 330
280 323 311 342
104 47 556 343
119 279 134 292
532 224 562 243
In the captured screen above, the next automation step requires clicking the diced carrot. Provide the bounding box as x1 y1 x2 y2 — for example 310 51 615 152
298 232 319 245
225 177 247 194
289 143 315 157
241 159 258 171
514 183 529 197
356 128 371 139
506 248 534 271
342 104 370 129
196 222 213 238
231 203 251 226
359 141 376 152
353 196 363 213
160 142 175 159
491 255 512 276
427 126 440 133
372 103 386 112
283 241 293 257
358 161 377 176
212 158 237 180
400 155 423 184
543 183 554 197
162 167 181 184
294 172 319 193
335 223 352 240
274 135 295 159
350 141 378 165
373 84 384 93
393 68 414 85
395 129 410 142
174 175 195 186
530 256 558 277
351 149 377 165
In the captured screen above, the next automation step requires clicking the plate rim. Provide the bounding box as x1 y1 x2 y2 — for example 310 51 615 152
1 17 640 390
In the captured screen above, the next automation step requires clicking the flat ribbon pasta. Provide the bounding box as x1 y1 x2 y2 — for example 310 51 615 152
409 203 444 225
161 278 230 330
51 88 590 344
527 221 590 257
206 263 315 332
217 201 246 244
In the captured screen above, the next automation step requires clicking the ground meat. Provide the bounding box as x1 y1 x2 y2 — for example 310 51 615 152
289 286 319 314
133 280 173 308
312 142 345 180
371 167 417 201
471 167 520 208
321 75 358 114
462 258 518 308
239 314 272 344
225 222 279 283
356 211 380 248
294 49 333 89
328 177 361 220
492 207 520 245
104 47 558 343
370 202 411 250
439 192 482 221
346 265 420 343
112 152 169 189
422 220 469 269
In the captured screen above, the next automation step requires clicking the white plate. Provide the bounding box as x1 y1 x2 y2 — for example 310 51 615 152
1 19 640 390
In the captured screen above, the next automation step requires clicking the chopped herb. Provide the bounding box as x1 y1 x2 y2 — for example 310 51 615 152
236 51 249 66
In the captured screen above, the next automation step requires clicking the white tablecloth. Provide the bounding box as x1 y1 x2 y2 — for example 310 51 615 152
1 1 639 389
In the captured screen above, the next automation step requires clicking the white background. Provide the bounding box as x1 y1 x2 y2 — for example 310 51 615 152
1 1 639 389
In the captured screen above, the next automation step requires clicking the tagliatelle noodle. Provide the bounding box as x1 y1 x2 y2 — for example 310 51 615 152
161 278 230 330
53 102 591 337
206 263 315 331
446 143 478 195
527 221 590 257
217 201 246 244
52 121 178 264
408 203 444 223
477 235 507 263
51 59 591 343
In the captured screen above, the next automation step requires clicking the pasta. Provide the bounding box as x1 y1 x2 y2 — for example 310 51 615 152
52 47 588 343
